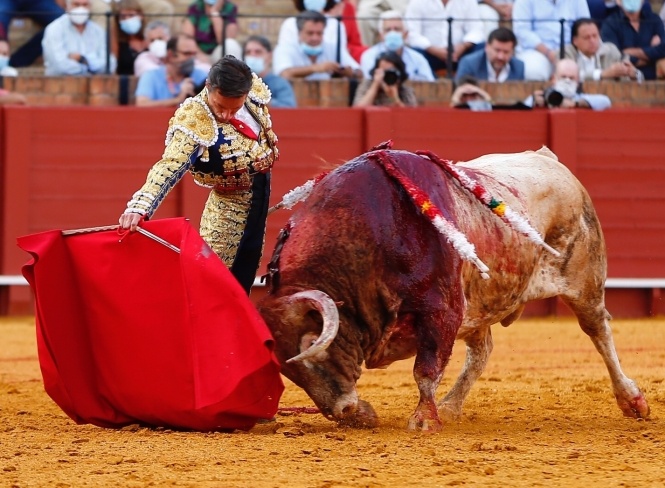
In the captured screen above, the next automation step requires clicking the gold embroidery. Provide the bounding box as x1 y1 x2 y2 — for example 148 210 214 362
199 189 252 267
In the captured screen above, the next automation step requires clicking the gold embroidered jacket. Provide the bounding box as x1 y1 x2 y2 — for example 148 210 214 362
125 74 279 219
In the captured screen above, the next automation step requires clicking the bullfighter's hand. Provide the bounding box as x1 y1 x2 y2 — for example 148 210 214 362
119 212 143 232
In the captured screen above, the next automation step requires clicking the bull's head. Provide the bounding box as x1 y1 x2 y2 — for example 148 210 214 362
258 290 377 427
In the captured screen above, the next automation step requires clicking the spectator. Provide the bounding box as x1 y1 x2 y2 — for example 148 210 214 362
525 58 611 109
405 0 486 75
586 0 621 21
0 0 64 67
133 19 171 76
42 0 117 75
455 27 525 83
243 35 297 108
477 0 514 40
273 10 362 81
0 86 27 104
113 0 147 75
353 50 418 106
450 74 493 109
0 37 18 76
180 0 242 65
277 0 362 65
355 0 410 46
134 34 208 107
565 17 641 80
601 0 665 80
360 10 435 81
513 0 590 80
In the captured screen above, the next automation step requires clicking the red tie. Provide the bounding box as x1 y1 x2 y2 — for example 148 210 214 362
229 118 258 140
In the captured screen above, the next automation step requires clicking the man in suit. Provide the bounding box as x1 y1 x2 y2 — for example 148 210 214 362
455 27 525 83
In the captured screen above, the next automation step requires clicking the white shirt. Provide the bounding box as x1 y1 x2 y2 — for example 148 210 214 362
273 40 360 80
576 52 602 81
0 66 18 77
360 44 435 81
486 59 511 82
405 0 486 50
278 16 349 58
42 14 117 75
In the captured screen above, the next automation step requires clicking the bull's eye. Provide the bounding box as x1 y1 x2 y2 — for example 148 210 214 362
299 332 320 353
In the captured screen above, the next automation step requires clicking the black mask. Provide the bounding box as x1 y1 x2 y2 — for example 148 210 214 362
178 58 195 77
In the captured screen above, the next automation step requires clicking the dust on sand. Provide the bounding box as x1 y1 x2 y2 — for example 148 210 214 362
1 316 664 487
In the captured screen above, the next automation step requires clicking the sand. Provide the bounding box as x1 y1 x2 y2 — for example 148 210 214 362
1 315 664 487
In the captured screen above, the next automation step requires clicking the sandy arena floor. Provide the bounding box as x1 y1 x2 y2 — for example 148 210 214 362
1 315 663 487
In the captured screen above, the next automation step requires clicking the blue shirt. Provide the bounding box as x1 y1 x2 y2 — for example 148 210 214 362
600 6 665 80
135 66 209 101
513 0 590 51
262 73 297 108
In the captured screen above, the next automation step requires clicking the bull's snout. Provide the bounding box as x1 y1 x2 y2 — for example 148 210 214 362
332 391 359 419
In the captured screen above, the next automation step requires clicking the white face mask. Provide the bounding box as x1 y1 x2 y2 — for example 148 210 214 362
69 6 90 25
553 78 579 99
244 55 265 74
149 39 167 59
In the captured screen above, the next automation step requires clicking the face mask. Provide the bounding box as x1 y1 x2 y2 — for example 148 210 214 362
303 0 327 12
383 31 404 51
149 39 167 58
178 57 195 77
119 15 142 35
301 42 323 57
69 6 90 26
553 78 579 99
0 55 9 71
244 55 265 74
204 0 217 5
622 0 642 12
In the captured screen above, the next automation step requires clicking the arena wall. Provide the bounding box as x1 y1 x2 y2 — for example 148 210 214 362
1 106 663 317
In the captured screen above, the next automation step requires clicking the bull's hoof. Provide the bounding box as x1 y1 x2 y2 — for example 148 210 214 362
337 400 378 429
617 392 650 419
406 412 443 433
438 402 462 423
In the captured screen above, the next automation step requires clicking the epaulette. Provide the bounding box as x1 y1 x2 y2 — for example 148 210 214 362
247 73 272 107
165 91 218 149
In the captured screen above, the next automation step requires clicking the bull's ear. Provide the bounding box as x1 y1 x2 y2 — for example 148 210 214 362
298 332 328 365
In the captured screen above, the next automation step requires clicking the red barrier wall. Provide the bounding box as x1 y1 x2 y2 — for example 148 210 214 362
2 106 664 316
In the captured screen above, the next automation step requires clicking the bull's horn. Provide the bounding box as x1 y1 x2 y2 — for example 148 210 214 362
285 290 339 364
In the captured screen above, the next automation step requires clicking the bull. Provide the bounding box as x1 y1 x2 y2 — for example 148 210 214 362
257 143 649 432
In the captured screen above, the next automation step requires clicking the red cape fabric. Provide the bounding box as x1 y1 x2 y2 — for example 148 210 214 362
17 217 284 431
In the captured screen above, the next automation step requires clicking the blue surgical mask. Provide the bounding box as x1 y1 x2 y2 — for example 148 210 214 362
244 55 265 74
0 55 9 72
301 42 323 57
119 16 142 35
383 31 404 51
204 0 217 5
622 0 642 12
303 0 327 12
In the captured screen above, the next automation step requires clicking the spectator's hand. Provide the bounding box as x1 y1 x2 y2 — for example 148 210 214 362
315 61 341 75
452 43 468 63
371 67 385 84
496 3 512 20
560 97 576 108
68 53 82 62
178 78 196 103
533 89 545 107
652 35 661 47
119 212 143 232
428 46 449 62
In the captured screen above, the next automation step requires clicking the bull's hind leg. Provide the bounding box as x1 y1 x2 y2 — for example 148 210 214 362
562 296 650 419
438 326 493 421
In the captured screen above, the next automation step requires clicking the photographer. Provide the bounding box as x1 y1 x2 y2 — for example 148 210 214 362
135 35 209 107
353 51 418 107
525 59 611 110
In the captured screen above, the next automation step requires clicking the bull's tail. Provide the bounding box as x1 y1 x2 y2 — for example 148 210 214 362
371 151 490 279
417 150 560 257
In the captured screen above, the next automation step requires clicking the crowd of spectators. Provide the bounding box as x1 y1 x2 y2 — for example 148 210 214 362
0 0 663 108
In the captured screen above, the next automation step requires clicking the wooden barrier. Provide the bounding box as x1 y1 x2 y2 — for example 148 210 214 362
2 106 664 316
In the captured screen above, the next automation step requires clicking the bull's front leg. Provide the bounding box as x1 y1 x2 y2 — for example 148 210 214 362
408 309 461 432
438 326 493 421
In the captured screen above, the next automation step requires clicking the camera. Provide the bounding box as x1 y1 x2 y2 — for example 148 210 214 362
543 88 564 107
382 69 399 86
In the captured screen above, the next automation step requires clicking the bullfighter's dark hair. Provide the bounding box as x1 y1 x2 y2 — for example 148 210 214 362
372 50 409 83
487 27 517 46
207 56 253 98
571 18 600 38
296 10 327 31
